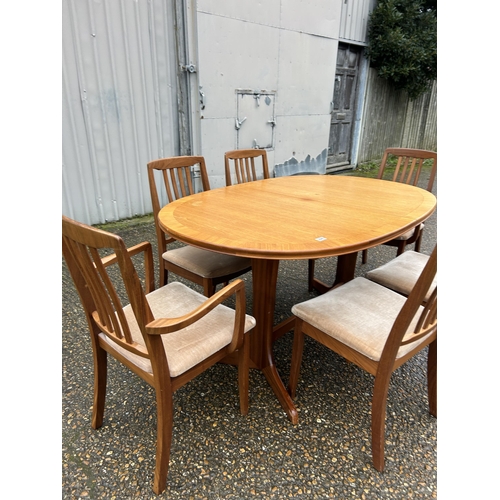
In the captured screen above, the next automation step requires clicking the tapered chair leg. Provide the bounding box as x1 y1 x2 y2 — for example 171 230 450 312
238 334 250 415
308 260 316 292
203 280 216 297
371 373 392 472
91 344 108 430
427 340 437 417
153 384 174 495
362 249 368 265
414 231 423 253
160 261 168 287
288 319 305 399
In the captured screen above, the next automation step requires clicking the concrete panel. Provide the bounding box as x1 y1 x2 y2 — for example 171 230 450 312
200 117 276 188
197 0 282 27
280 0 341 37
273 114 332 172
276 30 337 116
197 12 280 120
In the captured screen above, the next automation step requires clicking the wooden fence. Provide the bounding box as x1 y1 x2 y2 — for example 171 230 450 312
357 69 437 164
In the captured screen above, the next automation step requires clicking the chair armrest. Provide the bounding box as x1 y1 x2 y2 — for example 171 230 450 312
145 279 247 352
101 241 155 293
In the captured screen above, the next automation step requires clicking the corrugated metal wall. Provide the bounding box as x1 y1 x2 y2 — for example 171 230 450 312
357 68 437 163
62 0 180 225
339 0 376 45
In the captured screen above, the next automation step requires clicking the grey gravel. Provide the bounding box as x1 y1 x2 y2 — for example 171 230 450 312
62 171 437 499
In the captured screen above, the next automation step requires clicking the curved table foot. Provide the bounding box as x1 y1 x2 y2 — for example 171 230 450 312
262 365 298 424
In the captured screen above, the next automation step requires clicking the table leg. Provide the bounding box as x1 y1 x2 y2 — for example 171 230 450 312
250 258 298 424
311 251 358 294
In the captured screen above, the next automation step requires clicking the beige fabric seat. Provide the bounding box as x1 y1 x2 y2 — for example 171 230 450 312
291 277 430 362
162 245 250 280
102 282 256 377
366 250 436 302
288 246 437 473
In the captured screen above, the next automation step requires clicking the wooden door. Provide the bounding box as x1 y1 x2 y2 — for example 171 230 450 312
328 43 361 167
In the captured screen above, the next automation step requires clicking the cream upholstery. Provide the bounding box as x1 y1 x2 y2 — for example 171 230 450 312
163 246 251 279
291 277 430 362
101 282 256 377
366 251 436 301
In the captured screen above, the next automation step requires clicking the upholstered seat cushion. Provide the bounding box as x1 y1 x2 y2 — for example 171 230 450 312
163 246 251 279
292 277 429 362
100 282 256 377
366 251 436 301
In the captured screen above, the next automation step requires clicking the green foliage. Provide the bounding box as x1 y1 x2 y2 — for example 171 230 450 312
366 0 437 100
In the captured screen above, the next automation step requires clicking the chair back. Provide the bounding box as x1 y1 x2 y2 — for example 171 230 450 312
62 215 154 363
379 245 437 370
147 156 211 256
378 148 437 192
224 149 270 186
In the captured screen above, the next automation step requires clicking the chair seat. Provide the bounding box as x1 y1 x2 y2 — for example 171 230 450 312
292 277 430 362
163 246 251 279
393 222 424 241
366 251 436 301
101 282 256 377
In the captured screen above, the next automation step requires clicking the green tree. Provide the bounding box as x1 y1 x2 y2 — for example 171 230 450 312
366 0 437 100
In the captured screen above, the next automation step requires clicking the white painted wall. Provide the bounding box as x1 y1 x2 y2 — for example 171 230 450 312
195 0 342 186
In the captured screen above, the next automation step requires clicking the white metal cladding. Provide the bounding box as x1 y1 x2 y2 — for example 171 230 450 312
62 0 180 225
195 0 341 187
339 0 376 45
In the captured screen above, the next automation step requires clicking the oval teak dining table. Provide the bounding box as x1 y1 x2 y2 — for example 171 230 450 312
158 175 437 424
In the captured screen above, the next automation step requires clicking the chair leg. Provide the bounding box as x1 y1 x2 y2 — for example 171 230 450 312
427 339 437 417
308 259 315 292
238 333 250 415
362 249 368 265
371 373 392 472
160 258 168 287
287 319 305 399
414 230 424 253
395 240 406 257
203 279 216 297
91 344 107 429
152 383 174 495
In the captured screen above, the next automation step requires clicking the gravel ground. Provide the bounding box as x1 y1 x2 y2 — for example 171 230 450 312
62 171 437 499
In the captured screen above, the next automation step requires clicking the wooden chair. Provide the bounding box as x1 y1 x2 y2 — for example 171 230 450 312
147 156 251 296
366 250 436 303
288 246 437 472
62 215 255 495
224 149 270 186
361 148 437 264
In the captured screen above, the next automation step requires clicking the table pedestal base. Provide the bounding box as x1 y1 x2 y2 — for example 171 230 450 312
222 252 359 425
311 252 358 294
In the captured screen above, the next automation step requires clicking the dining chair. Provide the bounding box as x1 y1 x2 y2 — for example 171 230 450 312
288 245 437 472
62 215 255 495
147 156 251 296
224 148 270 186
361 147 437 264
366 250 436 303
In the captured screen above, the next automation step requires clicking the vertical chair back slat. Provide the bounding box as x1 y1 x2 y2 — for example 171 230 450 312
224 149 270 186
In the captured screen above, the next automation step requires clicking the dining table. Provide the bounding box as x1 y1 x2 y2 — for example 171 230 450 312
157 174 437 424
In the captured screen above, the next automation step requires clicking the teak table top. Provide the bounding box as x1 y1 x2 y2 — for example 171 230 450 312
158 175 437 424
158 175 436 260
